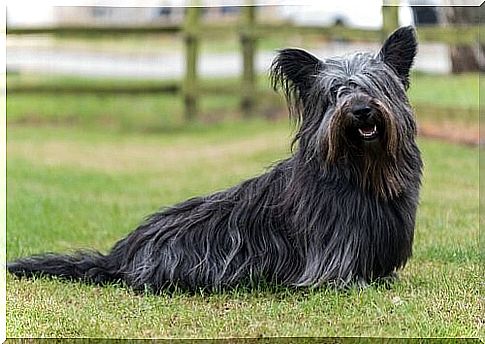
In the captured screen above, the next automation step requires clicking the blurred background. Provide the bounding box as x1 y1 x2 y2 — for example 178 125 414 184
6 1 481 142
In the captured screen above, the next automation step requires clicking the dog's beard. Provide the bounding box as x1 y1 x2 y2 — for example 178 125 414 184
320 99 404 200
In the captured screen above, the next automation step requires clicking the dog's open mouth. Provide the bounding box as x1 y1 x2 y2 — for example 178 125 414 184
357 125 379 140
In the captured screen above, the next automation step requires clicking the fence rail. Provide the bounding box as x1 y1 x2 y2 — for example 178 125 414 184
7 23 483 44
6 6 483 119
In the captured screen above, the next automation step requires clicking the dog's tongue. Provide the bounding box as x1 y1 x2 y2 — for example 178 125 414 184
360 126 375 134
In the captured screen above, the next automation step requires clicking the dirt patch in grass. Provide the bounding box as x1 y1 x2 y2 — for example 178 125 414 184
418 120 479 146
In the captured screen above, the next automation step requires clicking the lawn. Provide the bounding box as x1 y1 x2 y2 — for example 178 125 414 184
5 72 481 338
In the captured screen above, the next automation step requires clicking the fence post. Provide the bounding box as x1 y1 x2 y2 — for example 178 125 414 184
382 4 399 39
240 5 256 118
183 6 200 121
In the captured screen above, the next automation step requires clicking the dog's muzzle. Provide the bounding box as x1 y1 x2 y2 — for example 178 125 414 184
343 97 383 143
350 103 380 141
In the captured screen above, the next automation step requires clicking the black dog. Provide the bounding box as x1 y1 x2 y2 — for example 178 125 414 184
8 26 422 292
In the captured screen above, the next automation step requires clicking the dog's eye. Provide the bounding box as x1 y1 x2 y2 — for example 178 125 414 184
330 86 340 97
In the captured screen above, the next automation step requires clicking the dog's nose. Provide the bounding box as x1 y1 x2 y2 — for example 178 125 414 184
352 105 372 120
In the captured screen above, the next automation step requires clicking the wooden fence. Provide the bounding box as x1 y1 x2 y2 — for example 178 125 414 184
6 6 483 120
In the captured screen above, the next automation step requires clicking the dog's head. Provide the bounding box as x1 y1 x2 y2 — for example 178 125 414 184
271 26 419 198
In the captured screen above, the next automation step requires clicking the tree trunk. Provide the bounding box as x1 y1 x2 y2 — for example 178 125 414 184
442 6 484 73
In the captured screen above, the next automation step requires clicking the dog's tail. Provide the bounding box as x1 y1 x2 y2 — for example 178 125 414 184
7 251 119 284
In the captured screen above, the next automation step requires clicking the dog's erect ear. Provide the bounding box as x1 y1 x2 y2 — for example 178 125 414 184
378 26 417 89
270 48 322 112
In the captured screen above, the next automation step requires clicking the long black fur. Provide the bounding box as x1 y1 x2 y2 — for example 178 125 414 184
8 26 422 292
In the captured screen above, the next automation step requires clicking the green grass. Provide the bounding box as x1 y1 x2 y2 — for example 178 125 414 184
6 118 481 338
408 72 479 126
409 72 479 109
5 71 481 337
